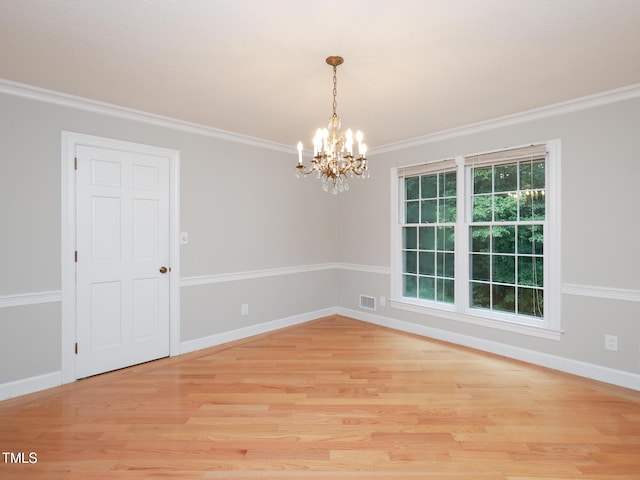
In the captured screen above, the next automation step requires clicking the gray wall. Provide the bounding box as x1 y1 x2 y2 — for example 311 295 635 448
1 87 639 390
336 97 640 375
0 91 337 384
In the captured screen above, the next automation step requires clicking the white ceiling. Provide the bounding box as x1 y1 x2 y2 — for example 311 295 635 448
1 0 639 148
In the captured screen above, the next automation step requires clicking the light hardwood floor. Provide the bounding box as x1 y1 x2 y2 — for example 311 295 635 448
1 315 639 479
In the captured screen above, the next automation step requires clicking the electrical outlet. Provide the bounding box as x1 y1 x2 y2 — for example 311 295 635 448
605 334 618 351
241 304 249 316
379 296 386 307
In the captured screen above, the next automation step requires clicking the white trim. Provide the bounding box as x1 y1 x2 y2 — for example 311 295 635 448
563 284 640 303
180 308 336 354
0 371 62 401
334 263 391 275
180 262 391 287
338 307 640 392
545 139 562 330
5 78 638 160
1 281 638 310
60 132 181 384
372 83 640 154
0 290 61 308
0 78 293 154
389 299 563 341
4 304 639 400
181 264 337 287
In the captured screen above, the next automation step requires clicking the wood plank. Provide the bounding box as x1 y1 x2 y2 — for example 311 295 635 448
1 315 639 479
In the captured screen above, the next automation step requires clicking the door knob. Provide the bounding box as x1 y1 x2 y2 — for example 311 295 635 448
159 266 168 274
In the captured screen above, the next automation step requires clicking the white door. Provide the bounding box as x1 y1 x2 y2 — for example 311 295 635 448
75 145 170 378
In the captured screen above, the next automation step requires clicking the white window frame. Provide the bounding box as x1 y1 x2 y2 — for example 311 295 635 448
390 139 562 340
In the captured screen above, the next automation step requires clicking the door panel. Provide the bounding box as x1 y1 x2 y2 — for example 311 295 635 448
76 145 170 379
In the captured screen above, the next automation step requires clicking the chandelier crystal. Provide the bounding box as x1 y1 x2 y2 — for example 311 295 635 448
295 56 368 194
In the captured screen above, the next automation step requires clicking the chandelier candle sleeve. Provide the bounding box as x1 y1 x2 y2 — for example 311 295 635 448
295 55 369 194
297 142 303 165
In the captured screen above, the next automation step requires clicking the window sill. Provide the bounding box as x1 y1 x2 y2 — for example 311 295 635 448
389 299 563 341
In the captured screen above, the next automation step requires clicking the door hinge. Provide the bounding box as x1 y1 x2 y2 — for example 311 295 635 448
75 251 78 262
75 342 78 354
74 157 78 170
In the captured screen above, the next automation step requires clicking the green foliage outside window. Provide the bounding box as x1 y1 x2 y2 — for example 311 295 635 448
401 158 545 320
470 160 545 318
402 171 456 304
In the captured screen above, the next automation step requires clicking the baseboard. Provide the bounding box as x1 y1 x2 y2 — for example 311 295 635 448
0 371 62 401
4 306 638 402
337 307 640 392
179 307 337 355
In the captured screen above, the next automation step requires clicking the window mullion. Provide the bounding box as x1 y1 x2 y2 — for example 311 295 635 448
455 156 467 313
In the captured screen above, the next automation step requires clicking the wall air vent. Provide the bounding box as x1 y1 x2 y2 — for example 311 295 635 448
360 294 376 311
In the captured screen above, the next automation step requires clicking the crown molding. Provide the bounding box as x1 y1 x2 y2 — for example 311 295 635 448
3 78 638 156
0 78 294 154
372 83 640 154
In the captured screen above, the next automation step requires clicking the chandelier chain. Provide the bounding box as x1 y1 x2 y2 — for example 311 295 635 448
332 66 338 117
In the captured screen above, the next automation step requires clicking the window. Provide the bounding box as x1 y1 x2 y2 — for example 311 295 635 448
401 160 457 304
391 141 561 339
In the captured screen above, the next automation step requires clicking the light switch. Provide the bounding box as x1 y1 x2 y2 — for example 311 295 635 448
180 232 189 244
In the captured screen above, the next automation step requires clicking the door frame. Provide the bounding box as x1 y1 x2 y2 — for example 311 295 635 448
61 131 181 384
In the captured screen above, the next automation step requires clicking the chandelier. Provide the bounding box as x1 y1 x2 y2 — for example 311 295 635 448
295 56 368 194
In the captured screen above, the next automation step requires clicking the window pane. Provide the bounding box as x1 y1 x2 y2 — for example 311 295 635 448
493 255 515 284
444 253 455 278
419 252 435 276
471 254 490 281
492 226 515 253
532 161 545 189
418 226 435 250
518 256 544 287
494 193 517 222
406 201 419 223
532 191 545 220
519 191 545 221
421 175 437 199
493 284 516 313
494 164 517 192
471 226 490 252
473 167 492 194
520 160 545 190
440 197 457 223
437 252 455 278
406 177 419 200
471 282 490 309
519 192 533 220
437 278 455 303
443 279 455 303
443 171 457 197
421 199 437 223
418 276 435 300
437 226 455 251
404 251 417 274
404 227 417 250
520 162 533 190
472 195 492 222
518 287 544 317
518 225 543 255
403 275 417 297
